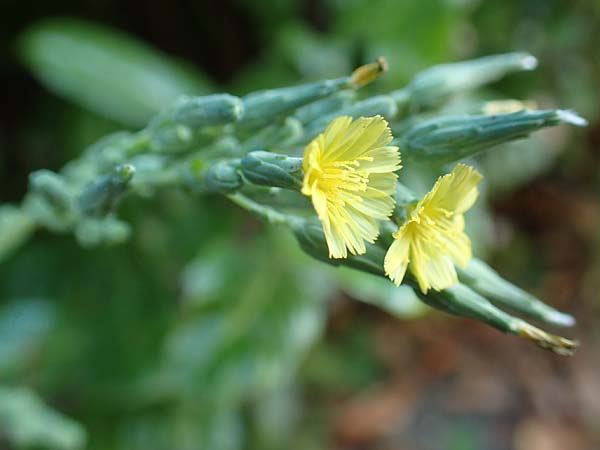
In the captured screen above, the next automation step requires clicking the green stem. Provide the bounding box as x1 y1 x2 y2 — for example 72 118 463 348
227 192 292 226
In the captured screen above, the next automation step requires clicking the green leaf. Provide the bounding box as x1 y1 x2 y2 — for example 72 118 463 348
17 18 213 126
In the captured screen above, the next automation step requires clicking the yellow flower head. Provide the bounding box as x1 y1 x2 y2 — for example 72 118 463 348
302 116 401 259
384 164 482 293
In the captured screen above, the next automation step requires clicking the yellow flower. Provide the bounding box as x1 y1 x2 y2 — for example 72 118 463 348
301 116 401 259
384 164 482 293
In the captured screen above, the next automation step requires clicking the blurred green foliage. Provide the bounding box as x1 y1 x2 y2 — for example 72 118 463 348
1 0 598 449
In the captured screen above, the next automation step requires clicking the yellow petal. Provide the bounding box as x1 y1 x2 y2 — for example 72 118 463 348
420 163 482 215
444 226 472 268
359 145 402 173
410 243 458 294
384 225 411 286
324 116 392 162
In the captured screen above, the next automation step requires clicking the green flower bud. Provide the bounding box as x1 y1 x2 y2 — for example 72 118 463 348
200 160 243 194
78 164 135 217
398 109 587 164
457 258 575 327
410 279 577 355
171 94 244 127
241 151 303 190
413 280 515 332
239 77 351 128
392 52 539 109
29 170 74 213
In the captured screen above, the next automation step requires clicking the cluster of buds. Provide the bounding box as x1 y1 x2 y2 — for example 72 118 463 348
1 53 586 354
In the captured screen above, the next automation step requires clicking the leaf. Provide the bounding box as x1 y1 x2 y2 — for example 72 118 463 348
17 18 213 126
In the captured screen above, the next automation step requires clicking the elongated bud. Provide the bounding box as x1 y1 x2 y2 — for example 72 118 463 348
305 95 398 139
457 258 575 327
411 280 578 355
392 52 539 109
79 164 135 216
29 170 74 213
294 91 356 124
170 94 244 127
399 109 587 164
413 280 514 332
238 59 386 128
239 78 350 127
200 160 243 194
240 117 303 152
241 151 303 189
349 57 388 88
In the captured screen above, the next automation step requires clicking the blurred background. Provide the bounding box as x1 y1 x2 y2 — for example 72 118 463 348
1 0 599 449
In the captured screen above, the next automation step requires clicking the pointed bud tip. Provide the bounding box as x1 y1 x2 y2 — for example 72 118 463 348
520 55 538 70
547 311 576 327
556 109 588 127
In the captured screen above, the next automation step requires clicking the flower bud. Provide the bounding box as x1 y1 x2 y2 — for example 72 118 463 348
239 78 350 128
457 258 575 327
29 170 74 213
78 164 135 217
392 52 539 109
399 109 587 164
241 151 303 190
411 280 578 355
200 160 243 194
170 94 244 127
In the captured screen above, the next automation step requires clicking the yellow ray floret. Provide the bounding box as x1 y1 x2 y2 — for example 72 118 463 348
384 164 483 293
302 116 401 259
